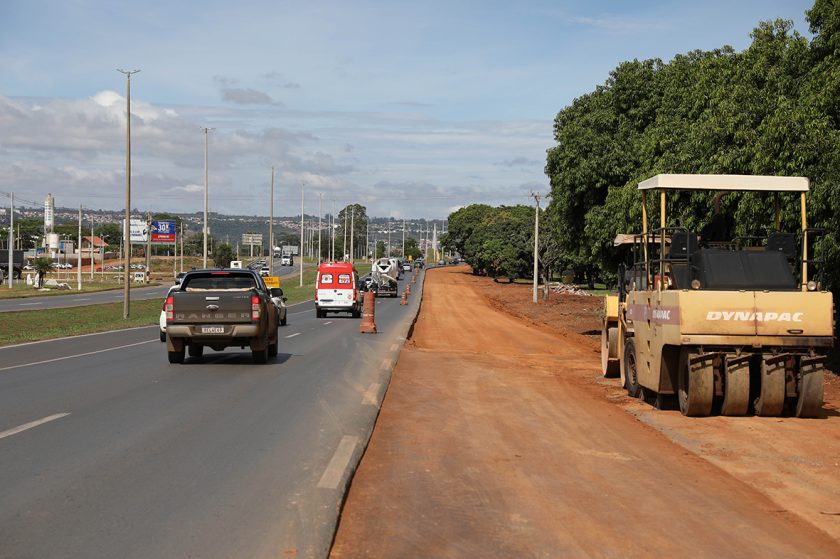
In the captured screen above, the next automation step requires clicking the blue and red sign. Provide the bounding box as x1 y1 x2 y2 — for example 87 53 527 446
151 220 177 243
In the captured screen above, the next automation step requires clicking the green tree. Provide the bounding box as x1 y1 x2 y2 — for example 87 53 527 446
32 256 54 287
213 243 235 268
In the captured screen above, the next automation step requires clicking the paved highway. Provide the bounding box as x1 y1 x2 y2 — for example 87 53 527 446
0 272 422 558
0 262 305 313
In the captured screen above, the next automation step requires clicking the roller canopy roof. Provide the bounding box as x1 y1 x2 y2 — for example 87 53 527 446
638 174 809 192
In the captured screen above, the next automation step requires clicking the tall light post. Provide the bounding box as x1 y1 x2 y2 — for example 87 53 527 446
77 204 82 291
6 191 14 289
318 193 323 262
402 218 406 257
202 127 214 269
268 166 275 273
532 192 541 304
350 206 355 262
330 199 335 261
117 68 139 318
299 183 304 287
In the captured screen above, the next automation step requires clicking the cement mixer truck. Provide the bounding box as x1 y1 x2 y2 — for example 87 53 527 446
368 257 399 298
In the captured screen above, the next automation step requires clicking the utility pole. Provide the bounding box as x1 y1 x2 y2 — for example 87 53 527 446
318 193 323 262
77 205 82 291
179 221 184 274
7 192 13 289
532 192 541 304
202 127 214 269
146 211 152 279
350 206 355 262
432 222 437 262
299 183 304 287
330 199 335 261
117 68 139 318
269 166 275 274
387 219 391 258
402 218 406 257
90 218 94 281
366 218 369 261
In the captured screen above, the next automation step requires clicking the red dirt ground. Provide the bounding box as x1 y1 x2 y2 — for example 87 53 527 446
330 266 840 558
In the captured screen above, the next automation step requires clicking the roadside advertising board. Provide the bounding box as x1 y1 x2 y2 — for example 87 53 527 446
151 220 177 243
263 276 280 288
282 245 299 255
124 219 148 243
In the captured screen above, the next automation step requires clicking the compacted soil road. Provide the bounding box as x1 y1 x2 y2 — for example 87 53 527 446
330 266 840 558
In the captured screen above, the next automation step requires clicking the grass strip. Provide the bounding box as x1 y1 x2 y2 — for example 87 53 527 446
0 299 160 347
1 261 375 346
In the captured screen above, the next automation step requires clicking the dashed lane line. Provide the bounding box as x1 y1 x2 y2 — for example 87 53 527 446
317 435 359 489
362 383 381 406
285 333 301 338
0 413 70 441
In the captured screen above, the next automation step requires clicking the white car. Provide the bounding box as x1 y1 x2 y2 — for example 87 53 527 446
281 255 292 266
159 286 178 342
260 266 271 277
270 289 288 326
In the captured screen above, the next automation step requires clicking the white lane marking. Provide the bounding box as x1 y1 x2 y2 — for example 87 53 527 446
390 343 399 353
72 298 91 301
323 321 333 325
362 383 381 406
0 413 70 441
380 358 391 371
0 340 156 373
18 302 42 306
0 325 158 351
285 333 301 338
317 435 359 489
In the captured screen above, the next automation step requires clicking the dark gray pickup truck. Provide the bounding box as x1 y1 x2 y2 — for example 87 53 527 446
164 269 282 363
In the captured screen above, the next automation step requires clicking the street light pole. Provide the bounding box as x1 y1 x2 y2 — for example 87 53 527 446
117 68 139 318
299 183 304 287
7 191 13 289
77 204 82 291
269 166 275 274
202 127 214 269
350 206 355 262
318 193 323 262
330 199 335 261
402 218 405 257
532 192 541 304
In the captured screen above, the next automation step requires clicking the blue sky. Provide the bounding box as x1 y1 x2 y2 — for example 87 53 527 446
0 0 814 218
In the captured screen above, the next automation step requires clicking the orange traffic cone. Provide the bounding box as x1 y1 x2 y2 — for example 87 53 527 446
405 283 411 295
400 289 408 305
359 290 377 333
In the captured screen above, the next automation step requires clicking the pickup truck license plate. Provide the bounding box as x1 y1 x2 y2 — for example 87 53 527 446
201 326 225 334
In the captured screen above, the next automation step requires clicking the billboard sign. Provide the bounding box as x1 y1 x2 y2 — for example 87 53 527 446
124 219 148 243
151 220 177 243
282 245 299 255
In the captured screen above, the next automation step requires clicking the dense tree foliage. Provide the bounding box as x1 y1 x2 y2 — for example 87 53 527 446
443 204 535 281
545 6 840 293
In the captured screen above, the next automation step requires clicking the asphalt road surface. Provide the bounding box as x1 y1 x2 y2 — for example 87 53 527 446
0 262 305 313
0 273 421 559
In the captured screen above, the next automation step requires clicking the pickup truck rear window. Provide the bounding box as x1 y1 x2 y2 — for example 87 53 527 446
320 273 334 284
338 273 351 284
183 276 258 290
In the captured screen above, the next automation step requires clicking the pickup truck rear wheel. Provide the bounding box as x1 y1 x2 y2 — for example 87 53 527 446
252 346 268 364
168 347 185 364
188 344 204 358
280 315 287 326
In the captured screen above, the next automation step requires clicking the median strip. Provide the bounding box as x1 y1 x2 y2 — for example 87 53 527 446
0 413 70 441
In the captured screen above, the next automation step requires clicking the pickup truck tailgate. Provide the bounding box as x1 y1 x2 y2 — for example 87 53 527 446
171 292 254 323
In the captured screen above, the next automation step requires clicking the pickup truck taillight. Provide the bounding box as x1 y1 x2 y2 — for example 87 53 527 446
165 296 174 320
251 295 261 321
